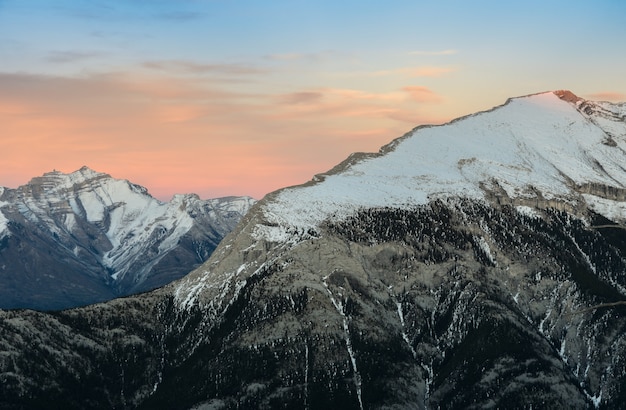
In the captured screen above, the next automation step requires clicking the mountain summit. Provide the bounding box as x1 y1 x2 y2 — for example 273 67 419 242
0 167 255 310
246 90 626 240
1 92 626 409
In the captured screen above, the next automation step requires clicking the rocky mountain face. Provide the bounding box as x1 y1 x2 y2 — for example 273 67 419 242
0 167 255 310
1 91 626 409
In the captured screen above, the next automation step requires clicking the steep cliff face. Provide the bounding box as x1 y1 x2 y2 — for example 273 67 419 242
0 167 255 310
1 91 625 409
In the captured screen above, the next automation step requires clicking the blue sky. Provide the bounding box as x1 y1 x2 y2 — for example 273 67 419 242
1 0 625 199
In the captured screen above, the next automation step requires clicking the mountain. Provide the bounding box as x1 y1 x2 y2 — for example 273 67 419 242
0 167 255 310
1 91 626 409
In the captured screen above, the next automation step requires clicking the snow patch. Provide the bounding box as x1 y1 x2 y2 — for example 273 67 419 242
475 236 497 265
176 273 210 310
0 203 9 239
516 205 540 219
396 302 417 359
173 262 257 311
585 390 602 409
583 194 626 223
539 308 552 335
323 278 364 410
63 213 77 232
567 231 597 274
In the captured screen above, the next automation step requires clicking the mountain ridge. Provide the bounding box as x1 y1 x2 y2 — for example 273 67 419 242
306 90 587 189
0 166 255 310
246 91 626 243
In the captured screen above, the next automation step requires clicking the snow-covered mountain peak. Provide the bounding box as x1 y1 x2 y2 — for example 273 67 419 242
254 91 626 241
171 193 200 203
24 166 151 205
32 165 105 188
65 165 107 182
0 168 256 309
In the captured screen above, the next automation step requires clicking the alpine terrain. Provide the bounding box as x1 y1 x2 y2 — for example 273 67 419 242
0 166 255 310
1 91 626 409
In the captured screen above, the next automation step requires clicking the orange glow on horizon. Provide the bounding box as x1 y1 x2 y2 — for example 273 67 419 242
0 70 449 200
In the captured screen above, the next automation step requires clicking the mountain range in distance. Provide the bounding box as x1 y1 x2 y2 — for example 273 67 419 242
1 90 625 408
0 166 255 310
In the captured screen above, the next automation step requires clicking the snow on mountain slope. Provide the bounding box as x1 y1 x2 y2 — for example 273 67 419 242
0 167 256 310
14 168 185 280
256 91 626 240
175 90 626 315
0 189 8 240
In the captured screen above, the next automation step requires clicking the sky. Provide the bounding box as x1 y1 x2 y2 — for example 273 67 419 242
1 1 625 200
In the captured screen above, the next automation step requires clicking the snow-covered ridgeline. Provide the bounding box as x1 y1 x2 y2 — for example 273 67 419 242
255 92 626 241
3 167 255 285
22 169 197 276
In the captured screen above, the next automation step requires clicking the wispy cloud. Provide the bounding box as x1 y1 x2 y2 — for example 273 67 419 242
142 60 266 76
276 91 324 105
408 49 458 56
266 53 305 61
368 66 456 78
265 50 349 62
586 92 625 102
51 2 205 23
46 50 103 63
407 66 456 77
402 86 443 103
273 86 445 123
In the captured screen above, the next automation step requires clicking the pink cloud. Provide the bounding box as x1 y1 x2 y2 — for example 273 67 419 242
402 86 443 103
142 60 266 76
586 92 626 102
273 86 445 122
405 66 456 77
276 91 324 105
369 66 456 78
265 50 347 62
